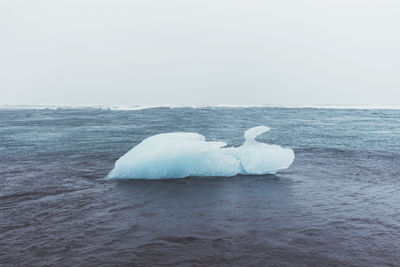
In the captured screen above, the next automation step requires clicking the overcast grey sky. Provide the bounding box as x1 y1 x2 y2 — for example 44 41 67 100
0 0 399 106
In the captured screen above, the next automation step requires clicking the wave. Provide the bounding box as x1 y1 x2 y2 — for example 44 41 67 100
2 104 400 111
106 126 294 179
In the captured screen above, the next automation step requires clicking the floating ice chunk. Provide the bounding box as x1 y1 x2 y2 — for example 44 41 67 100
107 126 294 179
226 142 294 175
107 132 240 179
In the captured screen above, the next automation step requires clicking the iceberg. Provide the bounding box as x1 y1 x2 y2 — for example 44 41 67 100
107 126 294 179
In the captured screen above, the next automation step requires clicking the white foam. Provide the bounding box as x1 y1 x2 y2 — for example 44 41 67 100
2 104 400 111
107 126 294 179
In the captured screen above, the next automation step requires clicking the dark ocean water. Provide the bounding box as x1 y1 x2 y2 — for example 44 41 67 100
1 107 399 266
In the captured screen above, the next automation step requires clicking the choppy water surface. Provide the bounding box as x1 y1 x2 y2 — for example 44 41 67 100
1 107 399 266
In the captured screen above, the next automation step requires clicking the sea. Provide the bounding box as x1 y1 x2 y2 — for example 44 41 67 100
1 106 399 266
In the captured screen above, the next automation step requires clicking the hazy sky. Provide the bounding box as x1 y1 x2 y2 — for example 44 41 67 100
1 0 399 106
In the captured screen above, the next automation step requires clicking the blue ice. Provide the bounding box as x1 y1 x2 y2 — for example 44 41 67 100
107 126 294 179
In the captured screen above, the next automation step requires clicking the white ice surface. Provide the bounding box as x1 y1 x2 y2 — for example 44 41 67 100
107 126 294 179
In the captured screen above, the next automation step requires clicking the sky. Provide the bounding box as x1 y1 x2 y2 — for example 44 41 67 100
0 0 399 106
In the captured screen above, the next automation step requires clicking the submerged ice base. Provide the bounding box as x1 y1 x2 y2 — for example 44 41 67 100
107 126 294 179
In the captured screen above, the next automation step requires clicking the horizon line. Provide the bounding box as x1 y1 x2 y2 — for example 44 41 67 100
1 104 400 111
